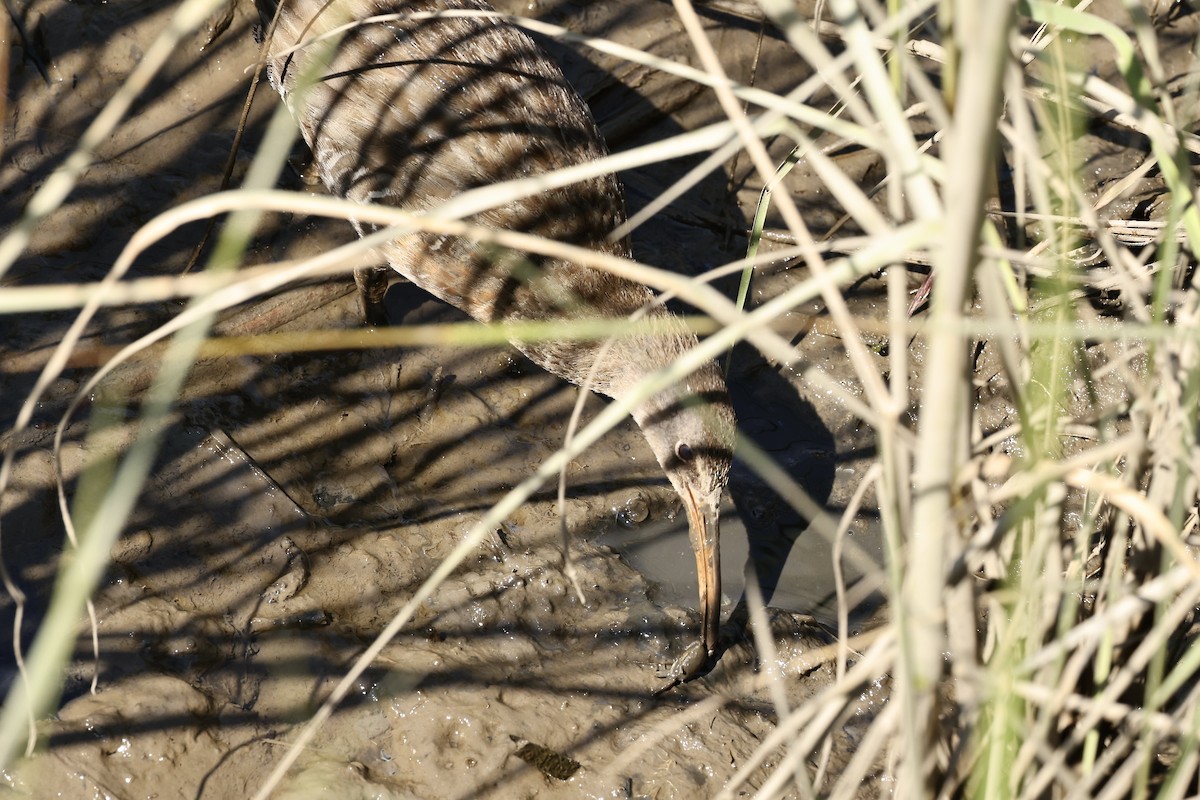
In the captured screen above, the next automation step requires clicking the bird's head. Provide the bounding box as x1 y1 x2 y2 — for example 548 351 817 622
632 361 735 658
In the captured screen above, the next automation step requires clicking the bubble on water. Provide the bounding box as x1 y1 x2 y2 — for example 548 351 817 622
614 494 649 527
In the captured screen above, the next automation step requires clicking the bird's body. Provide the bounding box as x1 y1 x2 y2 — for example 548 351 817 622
256 0 735 666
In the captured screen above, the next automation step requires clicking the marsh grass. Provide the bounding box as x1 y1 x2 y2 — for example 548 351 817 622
3 0 1200 796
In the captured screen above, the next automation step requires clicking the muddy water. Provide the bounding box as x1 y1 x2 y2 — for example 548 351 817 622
0 0 1161 796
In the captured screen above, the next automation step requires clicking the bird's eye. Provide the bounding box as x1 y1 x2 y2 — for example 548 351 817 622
675 442 694 463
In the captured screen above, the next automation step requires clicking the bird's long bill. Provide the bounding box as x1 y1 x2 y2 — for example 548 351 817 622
683 488 721 657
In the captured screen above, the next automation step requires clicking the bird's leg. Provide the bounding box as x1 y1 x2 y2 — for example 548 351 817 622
354 264 391 327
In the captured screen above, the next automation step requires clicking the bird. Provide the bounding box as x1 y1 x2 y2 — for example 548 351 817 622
254 0 736 672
